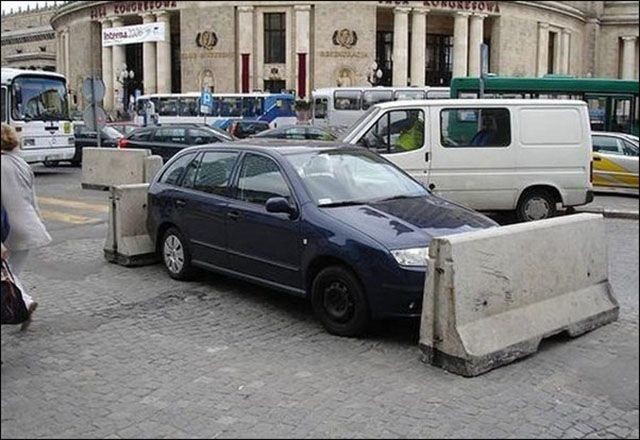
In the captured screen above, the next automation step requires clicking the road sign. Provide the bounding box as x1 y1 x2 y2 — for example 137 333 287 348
83 105 107 131
200 90 213 115
82 77 106 104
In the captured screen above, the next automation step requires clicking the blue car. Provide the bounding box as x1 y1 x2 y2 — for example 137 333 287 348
147 142 497 336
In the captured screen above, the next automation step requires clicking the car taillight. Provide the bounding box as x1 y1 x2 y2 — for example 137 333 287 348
118 138 130 149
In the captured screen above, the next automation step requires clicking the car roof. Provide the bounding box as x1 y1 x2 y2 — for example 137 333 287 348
183 139 355 156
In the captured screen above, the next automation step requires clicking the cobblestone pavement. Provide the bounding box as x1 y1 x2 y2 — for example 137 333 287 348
1 168 638 438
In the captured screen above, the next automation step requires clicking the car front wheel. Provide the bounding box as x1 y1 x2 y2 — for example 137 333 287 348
311 266 370 337
161 227 194 280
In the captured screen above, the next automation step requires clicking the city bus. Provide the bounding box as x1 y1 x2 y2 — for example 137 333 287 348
1 68 75 164
134 92 297 129
449 76 640 135
311 86 450 131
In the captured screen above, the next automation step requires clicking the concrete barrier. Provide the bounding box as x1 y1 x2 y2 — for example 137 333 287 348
420 213 619 377
81 148 151 190
144 155 164 183
104 183 158 267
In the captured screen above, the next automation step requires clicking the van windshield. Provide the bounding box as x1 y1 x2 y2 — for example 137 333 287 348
339 106 380 142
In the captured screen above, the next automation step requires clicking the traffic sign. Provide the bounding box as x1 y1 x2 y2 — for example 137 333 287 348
200 90 213 115
83 105 107 131
82 77 106 104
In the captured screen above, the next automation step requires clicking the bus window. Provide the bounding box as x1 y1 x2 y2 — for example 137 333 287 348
314 98 328 119
136 98 148 116
179 97 199 117
158 98 179 116
426 89 450 99
362 90 393 110
220 97 243 117
242 97 263 117
1 87 6 122
334 90 361 110
611 97 632 134
394 90 426 100
586 97 607 131
459 92 479 98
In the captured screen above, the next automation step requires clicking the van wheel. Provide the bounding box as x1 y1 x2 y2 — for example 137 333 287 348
161 227 195 280
311 266 370 337
516 190 556 222
43 160 59 167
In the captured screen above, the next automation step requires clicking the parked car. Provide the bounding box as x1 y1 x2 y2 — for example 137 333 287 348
147 142 497 336
252 124 337 141
591 131 639 190
341 99 595 222
118 123 233 162
228 120 271 139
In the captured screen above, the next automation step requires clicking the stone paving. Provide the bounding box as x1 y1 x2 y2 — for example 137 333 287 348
1 220 638 439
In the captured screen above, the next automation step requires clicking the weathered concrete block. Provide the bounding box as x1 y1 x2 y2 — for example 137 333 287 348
81 148 150 190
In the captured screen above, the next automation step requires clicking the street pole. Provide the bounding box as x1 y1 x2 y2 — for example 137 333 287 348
90 21 101 148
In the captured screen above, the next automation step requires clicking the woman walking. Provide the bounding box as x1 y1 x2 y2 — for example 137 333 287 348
1 123 51 330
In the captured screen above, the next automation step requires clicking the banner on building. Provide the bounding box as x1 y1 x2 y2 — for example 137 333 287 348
102 22 166 47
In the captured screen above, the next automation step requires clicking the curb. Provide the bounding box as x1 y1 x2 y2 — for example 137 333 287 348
577 208 639 220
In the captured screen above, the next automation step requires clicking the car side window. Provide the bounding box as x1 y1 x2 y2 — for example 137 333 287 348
130 129 152 141
193 151 239 195
154 128 187 144
237 154 292 205
593 136 623 155
159 153 198 186
360 109 425 154
189 128 218 145
286 127 307 140
181 153 202 189
623 140 639 157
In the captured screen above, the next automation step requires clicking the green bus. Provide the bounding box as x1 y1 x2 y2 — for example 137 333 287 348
450 76 640 135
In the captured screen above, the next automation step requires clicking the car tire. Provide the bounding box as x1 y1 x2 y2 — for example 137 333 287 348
161 227 195 280
516 189 557 222
43 160 59 168
311 266 370 337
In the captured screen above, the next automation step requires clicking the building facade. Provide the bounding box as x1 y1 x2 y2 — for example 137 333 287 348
4 1 637 113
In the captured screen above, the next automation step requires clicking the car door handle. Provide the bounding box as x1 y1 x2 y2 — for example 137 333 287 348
227 211 241 221
175 199 187 207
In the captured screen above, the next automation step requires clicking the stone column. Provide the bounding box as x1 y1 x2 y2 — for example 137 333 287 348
238 6 254 93
468 13 486 77
56 31 63 73
100 19 113 111
585 18 600 77
560 29 571 74
536 22 549 77
621 36 637 80
111 18 125 111
155 11 172 93
410 7 428 86
452 12 470 78
63 28 70 80
392 7 410 87
142 13 157 95
294 5 311 98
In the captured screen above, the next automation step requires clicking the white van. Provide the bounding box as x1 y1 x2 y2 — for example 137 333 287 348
341 99 594 222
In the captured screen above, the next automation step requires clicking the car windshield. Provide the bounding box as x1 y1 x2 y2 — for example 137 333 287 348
287 149 427 206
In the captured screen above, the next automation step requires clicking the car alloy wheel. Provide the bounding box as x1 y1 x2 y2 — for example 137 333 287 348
163 234 185 274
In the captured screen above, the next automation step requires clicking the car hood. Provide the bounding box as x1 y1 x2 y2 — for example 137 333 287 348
322 196 497 249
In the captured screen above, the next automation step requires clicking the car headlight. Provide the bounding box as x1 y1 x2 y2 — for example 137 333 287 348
390 247 429 267
22 138 36 147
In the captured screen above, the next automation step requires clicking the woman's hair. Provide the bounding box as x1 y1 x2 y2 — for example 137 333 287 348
1 123 20 151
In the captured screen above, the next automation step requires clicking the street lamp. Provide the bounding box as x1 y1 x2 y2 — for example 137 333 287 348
367 62 383 87
116 63 135 119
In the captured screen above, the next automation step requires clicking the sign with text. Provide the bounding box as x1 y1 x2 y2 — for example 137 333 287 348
102 22 166 47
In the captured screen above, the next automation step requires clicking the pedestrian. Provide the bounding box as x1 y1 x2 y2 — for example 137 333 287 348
1 123 51 330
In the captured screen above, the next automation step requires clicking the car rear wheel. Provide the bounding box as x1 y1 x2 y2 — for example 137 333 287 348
516 190 556 222
162 227 194 280
311 266 370 337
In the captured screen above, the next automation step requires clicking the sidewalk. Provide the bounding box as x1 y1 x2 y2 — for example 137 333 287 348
575 191 639 220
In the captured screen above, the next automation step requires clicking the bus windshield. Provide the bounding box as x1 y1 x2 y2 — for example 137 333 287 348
11 76 69 121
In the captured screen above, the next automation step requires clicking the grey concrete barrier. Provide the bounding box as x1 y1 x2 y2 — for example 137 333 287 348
144 155 164 183
104 183 158 267
81 148 151 190
420 213 619 377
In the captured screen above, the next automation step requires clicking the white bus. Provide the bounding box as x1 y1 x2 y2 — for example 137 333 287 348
1 68 75 165
311 86 450 132
134 92 297 130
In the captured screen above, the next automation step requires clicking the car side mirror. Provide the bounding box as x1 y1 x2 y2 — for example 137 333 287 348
265 197 297 217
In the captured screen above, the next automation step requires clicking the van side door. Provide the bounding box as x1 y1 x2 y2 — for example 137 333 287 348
354 107 430 184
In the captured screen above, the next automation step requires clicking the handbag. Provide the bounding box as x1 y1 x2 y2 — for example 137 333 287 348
1 259 29 325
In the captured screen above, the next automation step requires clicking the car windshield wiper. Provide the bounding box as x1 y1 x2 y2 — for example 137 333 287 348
318 200 369 208
375 194 424 203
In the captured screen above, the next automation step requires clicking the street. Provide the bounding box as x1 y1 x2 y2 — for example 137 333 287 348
1 166 638 438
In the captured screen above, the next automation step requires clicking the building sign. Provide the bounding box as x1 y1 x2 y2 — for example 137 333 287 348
196 31 218 50
102 22 166 47
91 1 178 20
378 1 501 14
332 29 358 49
319 51 368 58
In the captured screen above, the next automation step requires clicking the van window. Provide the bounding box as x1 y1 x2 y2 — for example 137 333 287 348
520 108 581 145
440 108 511 147
314 98 328 119
359 109 425 154
334 91 361 111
